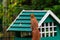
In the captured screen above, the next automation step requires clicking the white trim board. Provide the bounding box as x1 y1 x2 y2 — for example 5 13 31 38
38 10 60 27
23 10 47 12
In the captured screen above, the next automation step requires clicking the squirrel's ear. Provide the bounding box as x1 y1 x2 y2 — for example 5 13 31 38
30 14 34 18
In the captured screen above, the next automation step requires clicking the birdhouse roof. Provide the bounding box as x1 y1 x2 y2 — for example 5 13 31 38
7 10 60 31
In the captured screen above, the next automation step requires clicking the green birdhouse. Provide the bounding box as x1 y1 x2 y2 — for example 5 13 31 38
7 10 60 40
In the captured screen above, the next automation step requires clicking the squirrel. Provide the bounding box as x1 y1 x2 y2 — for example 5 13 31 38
31 14 40 40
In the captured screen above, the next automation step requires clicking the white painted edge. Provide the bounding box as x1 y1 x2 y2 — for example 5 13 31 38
40 31 57 33
23 10 47 12
6 10 25 31
49 10 60 24
48 23 50 37
38 10 50 27
38 10 60 27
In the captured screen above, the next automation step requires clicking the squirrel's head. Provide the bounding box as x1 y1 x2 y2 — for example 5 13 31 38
31 14 35 18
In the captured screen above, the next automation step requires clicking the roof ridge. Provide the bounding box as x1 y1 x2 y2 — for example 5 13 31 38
23 10 48 12
38 10 60 27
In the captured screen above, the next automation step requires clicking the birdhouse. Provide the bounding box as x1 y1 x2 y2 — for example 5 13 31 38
7 10 60 40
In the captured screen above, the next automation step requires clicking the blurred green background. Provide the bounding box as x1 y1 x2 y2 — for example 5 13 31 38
0 0 60 27
0 0 60 40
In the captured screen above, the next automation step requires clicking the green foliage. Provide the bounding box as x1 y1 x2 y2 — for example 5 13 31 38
22 5 31 10
53 5 60 13
0 0 60 26
53 5 60 18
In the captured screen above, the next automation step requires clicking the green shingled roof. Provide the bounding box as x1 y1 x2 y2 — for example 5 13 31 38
7 10 47 31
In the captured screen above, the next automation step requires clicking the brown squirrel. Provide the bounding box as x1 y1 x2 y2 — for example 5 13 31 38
31 14 40 40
